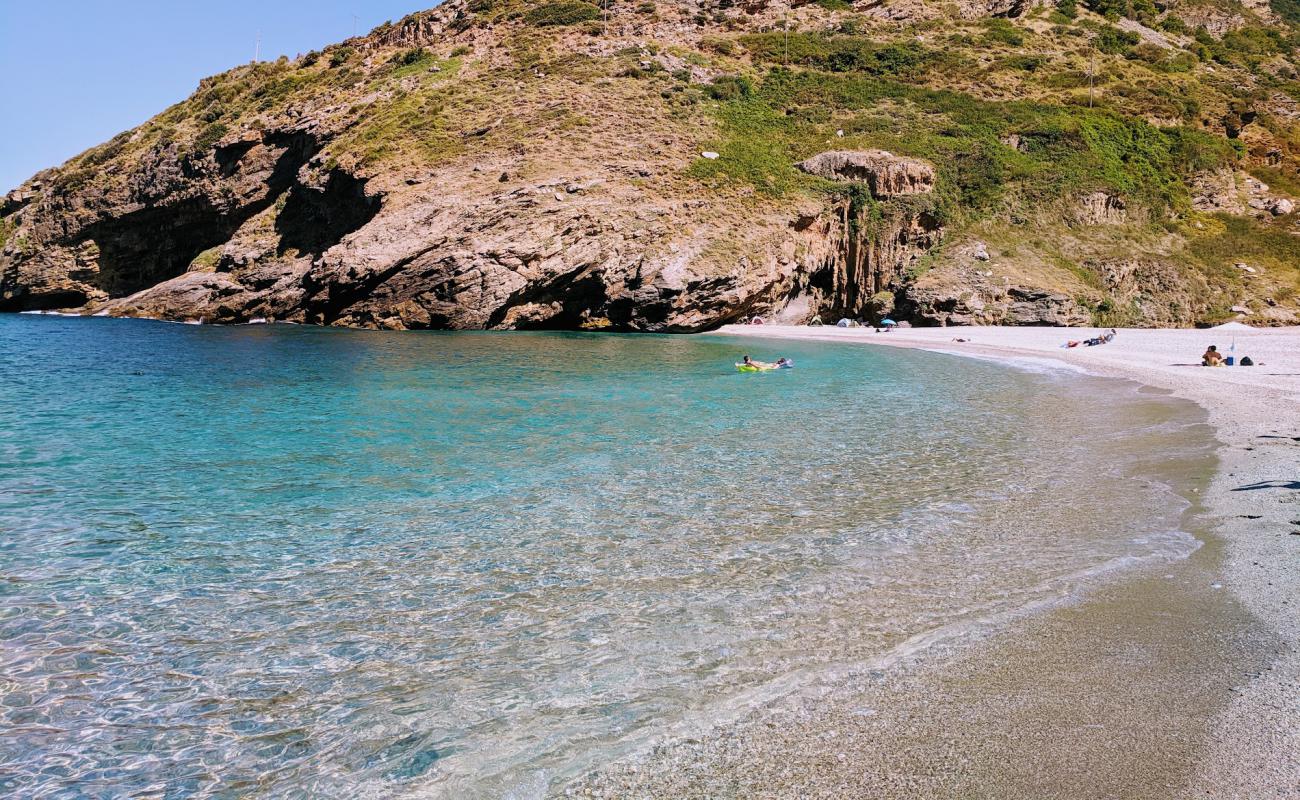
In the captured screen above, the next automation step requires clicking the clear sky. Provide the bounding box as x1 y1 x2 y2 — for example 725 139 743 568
0 0 441 193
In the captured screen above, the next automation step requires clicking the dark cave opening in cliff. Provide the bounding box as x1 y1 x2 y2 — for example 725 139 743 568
84 199 246 299
74 132 328 302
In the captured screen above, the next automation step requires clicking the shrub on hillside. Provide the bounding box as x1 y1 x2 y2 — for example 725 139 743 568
1274 0 1300 26
525 1 602 26
739 32 957 80
393 48 430 67
1127 43 1196 73
1094 26 1140 54
1084 0 1157 22
193 123 228 154
1001 55 1047 72
982 18 1024 46
329 47 355 68
1158 15 1187 35
706 74 752 101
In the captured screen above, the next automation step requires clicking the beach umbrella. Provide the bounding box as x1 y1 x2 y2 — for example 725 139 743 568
880 319 898 327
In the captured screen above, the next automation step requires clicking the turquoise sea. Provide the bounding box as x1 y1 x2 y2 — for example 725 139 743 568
0 315 1211 798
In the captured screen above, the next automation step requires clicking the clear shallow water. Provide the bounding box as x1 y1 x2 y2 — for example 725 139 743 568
0 316 1212 799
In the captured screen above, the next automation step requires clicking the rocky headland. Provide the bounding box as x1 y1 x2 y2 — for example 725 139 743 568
3 0 1300 330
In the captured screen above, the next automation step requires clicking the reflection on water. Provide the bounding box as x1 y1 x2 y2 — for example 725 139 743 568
0 317 1211 798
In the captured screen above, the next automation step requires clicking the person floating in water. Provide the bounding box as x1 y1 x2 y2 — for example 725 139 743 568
741 355 790 369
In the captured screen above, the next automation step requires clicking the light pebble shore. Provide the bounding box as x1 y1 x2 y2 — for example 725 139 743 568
568 324 1299 798
718 323 1300 798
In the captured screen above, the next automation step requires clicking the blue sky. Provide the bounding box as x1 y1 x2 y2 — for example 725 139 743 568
0 0 440 192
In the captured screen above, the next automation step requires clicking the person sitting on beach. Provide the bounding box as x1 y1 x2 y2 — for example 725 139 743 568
1202 345 1224 367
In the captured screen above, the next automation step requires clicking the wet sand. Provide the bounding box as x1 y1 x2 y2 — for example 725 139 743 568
566 325 1299 798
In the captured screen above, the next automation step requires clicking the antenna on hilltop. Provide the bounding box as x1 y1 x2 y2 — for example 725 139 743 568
353 14 360 38
254 30 261 63
1089 53 1096 107
784 3 790 66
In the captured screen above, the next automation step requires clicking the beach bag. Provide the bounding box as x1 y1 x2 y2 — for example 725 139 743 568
1240 356 1254 366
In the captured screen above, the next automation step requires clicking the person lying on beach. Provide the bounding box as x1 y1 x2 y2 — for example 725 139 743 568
1082 329 1117 347
1202 345 1224 366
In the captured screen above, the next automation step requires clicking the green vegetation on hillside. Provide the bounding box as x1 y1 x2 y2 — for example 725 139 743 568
524 1 601 26
691 64 1236 223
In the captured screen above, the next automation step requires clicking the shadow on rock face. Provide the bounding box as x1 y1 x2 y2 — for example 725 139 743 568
275 170 381 256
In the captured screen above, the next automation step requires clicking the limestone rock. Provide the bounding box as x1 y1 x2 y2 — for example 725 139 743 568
1091 258 1213 326
1191 169 1247 215
900 278 1089 327
795 151 936 198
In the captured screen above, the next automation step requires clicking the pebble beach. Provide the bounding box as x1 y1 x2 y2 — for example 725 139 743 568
569 323 1300 798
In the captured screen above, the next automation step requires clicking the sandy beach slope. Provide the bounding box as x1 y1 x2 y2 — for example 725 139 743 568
568 324 1298 798
713 323 1300 798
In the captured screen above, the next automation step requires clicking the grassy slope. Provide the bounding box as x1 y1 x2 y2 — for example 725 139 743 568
675 4 1300 323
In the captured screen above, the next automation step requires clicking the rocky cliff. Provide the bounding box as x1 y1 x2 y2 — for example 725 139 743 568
3 0 1299 329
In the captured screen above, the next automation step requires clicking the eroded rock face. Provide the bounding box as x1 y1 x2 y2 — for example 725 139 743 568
1191 169 1246 214
0 126 345 313
2 139 826 332
796 151 936 197
793 200 941 322
1091 258 1212 326
3 103 951 331
902 279 1091 327
1071 192 1128 226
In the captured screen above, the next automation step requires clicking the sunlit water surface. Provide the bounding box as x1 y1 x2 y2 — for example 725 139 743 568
0 316 1212 798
